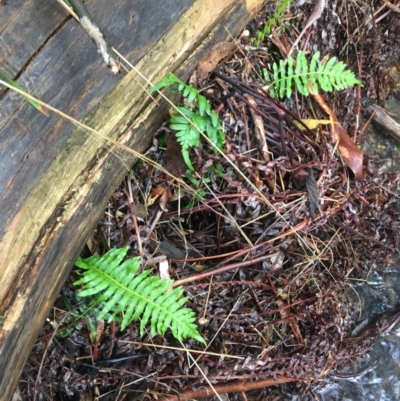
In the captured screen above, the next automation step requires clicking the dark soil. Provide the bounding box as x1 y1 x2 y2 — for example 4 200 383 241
19 1 400 400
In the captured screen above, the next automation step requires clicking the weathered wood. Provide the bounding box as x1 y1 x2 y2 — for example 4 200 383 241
0 1 66 75
362 98 400 143
0 0 264 399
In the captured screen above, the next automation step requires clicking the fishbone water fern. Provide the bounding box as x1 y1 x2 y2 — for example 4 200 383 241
150 73 225 170
73 247 206 344
264 51 363 98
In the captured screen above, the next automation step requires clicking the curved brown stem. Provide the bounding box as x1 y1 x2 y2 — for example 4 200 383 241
160 376 306 401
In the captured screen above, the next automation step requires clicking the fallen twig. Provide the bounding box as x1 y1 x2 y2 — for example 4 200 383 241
361 98 400 144
68 0 120 73
160 376 304 401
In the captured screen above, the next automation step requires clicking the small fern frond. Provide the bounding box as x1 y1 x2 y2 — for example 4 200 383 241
252 0 295 46
74 248 206 345
150 72 183 92
150 73 225 170
267 51 363 98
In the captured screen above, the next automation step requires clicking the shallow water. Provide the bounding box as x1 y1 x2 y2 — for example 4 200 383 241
316 270 400 400
317 331 400 400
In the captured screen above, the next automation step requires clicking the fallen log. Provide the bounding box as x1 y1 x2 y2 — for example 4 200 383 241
362 98 400 143
0 0 265 399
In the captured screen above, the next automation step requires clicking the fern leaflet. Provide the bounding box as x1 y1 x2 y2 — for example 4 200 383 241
265 51 363 98
74 247 206 345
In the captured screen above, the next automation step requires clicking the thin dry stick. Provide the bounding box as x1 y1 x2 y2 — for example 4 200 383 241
55 0 79 20
118 340 244 359
200 275 213 323
187 295 246 372
184 346 224 401
195 173 253 247
173 255 277 287
33 315 68 401
354 0 399 32
125 179 143 256
384 0 400 13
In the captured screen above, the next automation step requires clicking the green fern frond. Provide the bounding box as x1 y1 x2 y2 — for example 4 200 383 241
150 73 225 170
74 247 206 345
267 51 363 98
252 0 295 46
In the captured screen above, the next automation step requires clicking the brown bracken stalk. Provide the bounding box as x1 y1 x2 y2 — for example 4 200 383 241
161 376 303 401
172 219 309 287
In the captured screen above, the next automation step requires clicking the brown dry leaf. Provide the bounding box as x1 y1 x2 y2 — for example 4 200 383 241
331 123 363 179
86 235 99 255
269 251 285 271
158 187 172 211
165 133 185 178
312 90 363 179
196 42 237 85
147 186 165 206
95 319 105 344
245 94 270 162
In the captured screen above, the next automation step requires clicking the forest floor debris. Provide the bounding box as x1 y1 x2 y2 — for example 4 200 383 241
20 1 400 400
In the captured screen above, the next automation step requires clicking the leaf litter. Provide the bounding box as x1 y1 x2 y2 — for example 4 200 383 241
20 1 400 400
